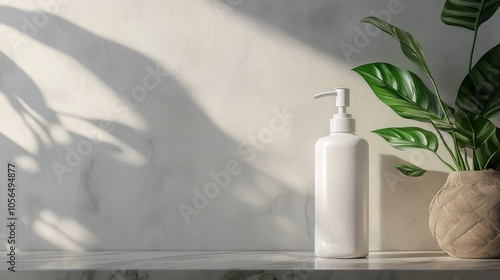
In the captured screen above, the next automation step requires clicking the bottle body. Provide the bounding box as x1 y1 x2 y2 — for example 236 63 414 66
315 133 369 258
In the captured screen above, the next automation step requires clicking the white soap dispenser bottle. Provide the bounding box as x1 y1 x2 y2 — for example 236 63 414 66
314 87 369 258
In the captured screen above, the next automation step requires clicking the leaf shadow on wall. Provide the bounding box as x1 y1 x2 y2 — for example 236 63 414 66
214 0 473 102
0 6 312 250
379 155 447 250
214 0 377 61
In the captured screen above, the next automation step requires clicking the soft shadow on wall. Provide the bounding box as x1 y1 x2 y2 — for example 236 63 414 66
213 0 388 62
213 0 486 110
0 5 307 250
379 155 447 250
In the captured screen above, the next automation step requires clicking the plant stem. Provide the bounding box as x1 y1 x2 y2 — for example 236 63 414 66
434 152 456 171
463 148 471 170
432 122 459 170
472 150 479 170
452 133 465 170
429 76 452 125
462 3 482 169
468 1 483 71
425 55 459 171
468 27 478 71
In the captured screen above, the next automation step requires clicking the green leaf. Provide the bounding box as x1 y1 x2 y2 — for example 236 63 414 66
353 63 452 130
372 127 438 152
456 43 500 118
454 108 496 148
394 163 427 177
361 17 430 76
441 0 500 31
476 127 500 170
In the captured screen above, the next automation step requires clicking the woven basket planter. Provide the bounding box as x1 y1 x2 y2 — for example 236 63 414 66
429 170 500 258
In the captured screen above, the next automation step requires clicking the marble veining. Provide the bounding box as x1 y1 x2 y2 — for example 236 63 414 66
2 250 500 270
1 251 500 280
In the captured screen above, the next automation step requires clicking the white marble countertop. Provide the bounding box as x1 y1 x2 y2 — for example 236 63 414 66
2 250 500 271
2 251 500 280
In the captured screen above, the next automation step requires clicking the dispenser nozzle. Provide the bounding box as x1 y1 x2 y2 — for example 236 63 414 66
313 87 350 114
313 87 354 133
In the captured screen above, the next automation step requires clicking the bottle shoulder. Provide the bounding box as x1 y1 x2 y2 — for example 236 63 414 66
316 133 366 142
315 133 368 148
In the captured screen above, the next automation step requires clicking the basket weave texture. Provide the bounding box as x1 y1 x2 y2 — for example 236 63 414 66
429 171 500 258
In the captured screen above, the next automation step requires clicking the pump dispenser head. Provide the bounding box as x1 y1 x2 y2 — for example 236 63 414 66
314 87 355 133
